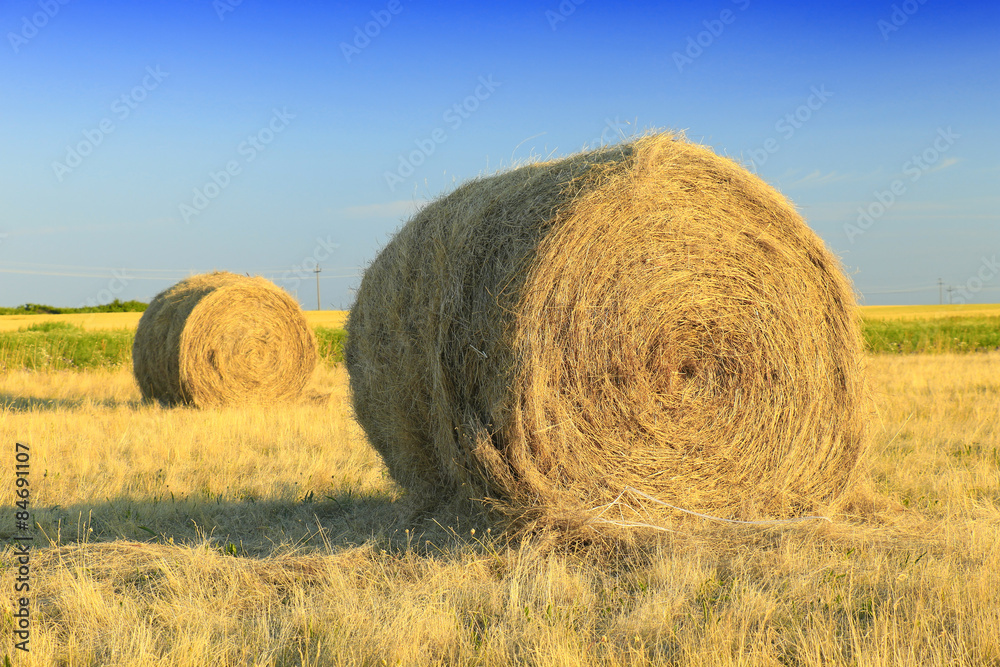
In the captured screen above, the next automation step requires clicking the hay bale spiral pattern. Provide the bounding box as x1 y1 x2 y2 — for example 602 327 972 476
346 133 867 523
133 271 317 408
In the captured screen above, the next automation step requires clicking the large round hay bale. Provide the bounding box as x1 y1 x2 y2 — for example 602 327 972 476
346 133 867 526
133 271 317 408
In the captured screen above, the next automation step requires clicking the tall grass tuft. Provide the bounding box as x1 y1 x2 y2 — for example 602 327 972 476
0 323 134 371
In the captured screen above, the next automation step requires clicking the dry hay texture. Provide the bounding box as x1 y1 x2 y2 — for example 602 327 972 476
133 271 317 408
346 133 867 527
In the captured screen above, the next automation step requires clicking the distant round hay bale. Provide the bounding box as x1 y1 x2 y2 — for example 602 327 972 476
345 133 867 526
133 271 317 408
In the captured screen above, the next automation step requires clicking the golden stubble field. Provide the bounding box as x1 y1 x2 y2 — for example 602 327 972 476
4 301 997 335
1 335 999 664
0 310 349 332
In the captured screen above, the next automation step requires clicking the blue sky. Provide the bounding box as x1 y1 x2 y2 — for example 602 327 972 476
2 0 997 308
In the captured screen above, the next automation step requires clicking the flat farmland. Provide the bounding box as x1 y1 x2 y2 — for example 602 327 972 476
4 306 999 374
2 304 997 332
1 318 998 664
860 303 1000 320
0 310 350 332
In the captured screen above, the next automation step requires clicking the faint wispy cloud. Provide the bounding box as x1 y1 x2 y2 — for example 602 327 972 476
780 157 961 192
783 170 856 188
803 198 996 225
923 156 959 175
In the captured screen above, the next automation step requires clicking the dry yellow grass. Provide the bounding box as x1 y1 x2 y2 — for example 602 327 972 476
1 354 998 665
0 310 348 332
306 310 349 328
0 312 144 332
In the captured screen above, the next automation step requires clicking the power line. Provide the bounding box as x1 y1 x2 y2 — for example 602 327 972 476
0 261 189 274
864 284 1000 295
862 285 939 294
0 260 363 272
5 262 998 299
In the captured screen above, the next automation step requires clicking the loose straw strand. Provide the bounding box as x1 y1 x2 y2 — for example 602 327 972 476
589 486 831 530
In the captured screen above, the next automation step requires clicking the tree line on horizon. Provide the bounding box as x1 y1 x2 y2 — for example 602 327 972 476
0 299 148 315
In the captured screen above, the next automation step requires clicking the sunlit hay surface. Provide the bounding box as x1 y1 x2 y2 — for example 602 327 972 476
0 355 998 666
346 132 867 529
132 271 318 408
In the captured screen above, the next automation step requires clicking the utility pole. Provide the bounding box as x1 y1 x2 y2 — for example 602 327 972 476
314 265 322 311
938 278 943 305
946 285 954 304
